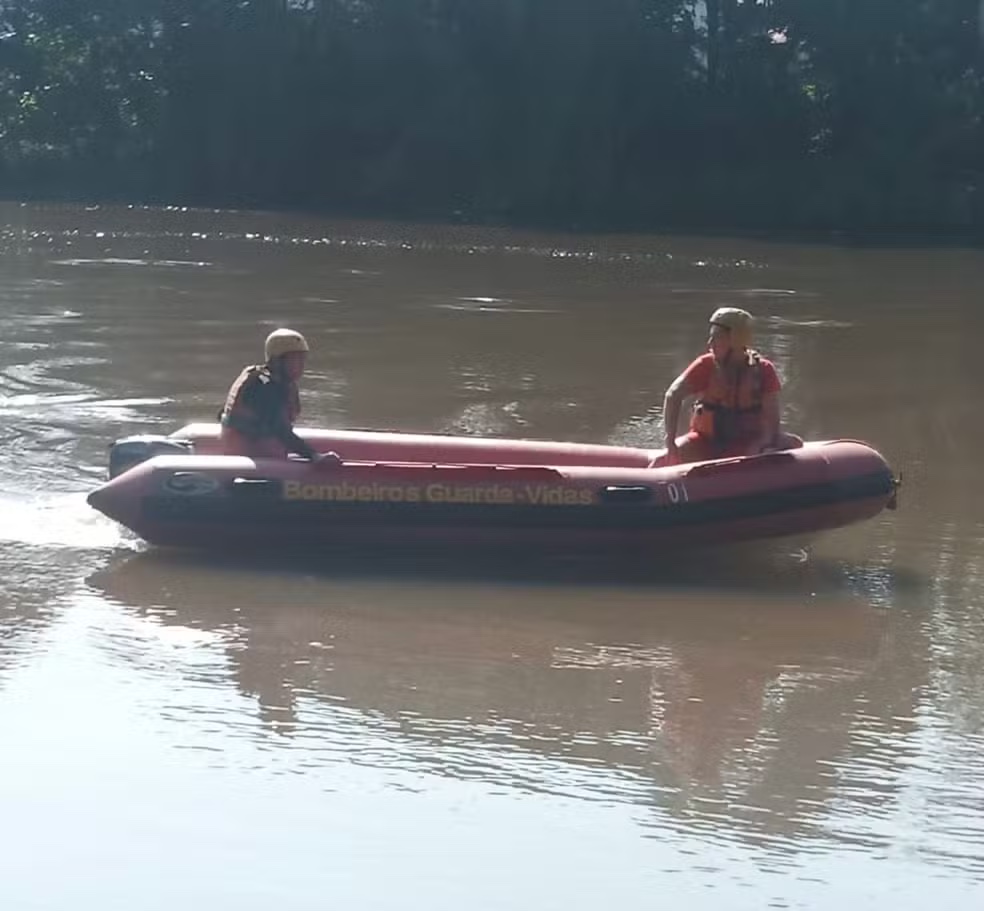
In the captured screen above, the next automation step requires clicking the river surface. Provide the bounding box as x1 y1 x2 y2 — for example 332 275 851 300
1 201 982 909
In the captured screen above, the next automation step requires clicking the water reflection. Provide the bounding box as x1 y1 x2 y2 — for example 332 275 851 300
4 201 984 900
87 548 926 852
0 543 109 689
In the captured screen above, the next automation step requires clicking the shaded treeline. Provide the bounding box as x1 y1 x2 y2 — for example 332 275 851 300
0 0 982 231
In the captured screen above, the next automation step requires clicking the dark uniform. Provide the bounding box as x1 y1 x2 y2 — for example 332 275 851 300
218 364 317 460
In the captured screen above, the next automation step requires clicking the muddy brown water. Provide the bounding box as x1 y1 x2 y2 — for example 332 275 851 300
1 202 982 909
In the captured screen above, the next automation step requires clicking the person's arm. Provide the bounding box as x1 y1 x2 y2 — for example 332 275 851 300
277 423 319 461
267 388 341 466
284 428 342 467
753 391 781 452
662 356 709 460
662 374 688 461
751 361 782 452
243 377 320 460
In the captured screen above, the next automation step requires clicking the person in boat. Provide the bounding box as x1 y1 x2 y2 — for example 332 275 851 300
653 307 802 466
219 328 341 465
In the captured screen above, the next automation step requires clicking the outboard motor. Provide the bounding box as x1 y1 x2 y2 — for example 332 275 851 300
108 434 194 479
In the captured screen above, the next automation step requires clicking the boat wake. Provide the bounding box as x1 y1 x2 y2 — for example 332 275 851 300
0 491 138 551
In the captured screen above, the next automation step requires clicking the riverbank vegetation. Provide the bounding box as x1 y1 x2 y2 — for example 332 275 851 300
1 1 981 233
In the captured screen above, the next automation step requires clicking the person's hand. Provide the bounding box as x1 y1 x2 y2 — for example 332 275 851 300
311 451 343 470
649 441 678 469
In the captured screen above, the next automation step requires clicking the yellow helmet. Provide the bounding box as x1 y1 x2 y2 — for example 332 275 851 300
709 307 754 349
264 328 309 361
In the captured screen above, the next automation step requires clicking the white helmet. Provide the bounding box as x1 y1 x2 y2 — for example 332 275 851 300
709 307 754 348
264 328 309 361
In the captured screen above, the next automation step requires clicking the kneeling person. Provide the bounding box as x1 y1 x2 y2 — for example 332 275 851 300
655 307 801 466
219 328 340 466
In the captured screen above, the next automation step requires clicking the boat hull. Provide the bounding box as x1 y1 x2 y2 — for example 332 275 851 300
87 426 898 554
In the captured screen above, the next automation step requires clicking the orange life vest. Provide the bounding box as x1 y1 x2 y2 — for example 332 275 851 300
218 364 300 438
689 350 765 444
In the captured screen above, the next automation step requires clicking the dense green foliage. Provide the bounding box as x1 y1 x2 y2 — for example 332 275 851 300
1 1 981 231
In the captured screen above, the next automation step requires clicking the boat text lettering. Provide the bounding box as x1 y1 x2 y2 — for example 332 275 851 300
282 481 595 506
660 481 690 504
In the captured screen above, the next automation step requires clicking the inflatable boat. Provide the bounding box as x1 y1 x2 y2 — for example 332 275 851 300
86 423 899 553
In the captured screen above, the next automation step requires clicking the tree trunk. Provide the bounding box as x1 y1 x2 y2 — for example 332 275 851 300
706 0 721 86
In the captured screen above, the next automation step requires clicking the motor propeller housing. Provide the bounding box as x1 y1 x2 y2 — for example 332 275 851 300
107 434 193 479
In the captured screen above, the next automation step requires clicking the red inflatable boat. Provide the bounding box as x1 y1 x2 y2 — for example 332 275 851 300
86 423 898 553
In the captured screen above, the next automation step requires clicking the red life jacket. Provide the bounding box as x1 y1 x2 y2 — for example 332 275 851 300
218 364 300 438
689 350 765 444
